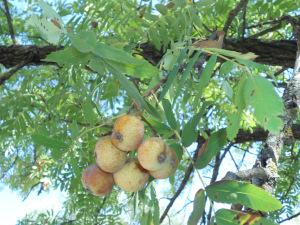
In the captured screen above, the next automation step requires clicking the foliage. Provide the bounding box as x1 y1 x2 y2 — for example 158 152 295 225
0 0 300 225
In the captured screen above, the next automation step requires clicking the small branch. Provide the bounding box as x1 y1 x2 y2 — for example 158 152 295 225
22 182 41 201
0 148 19 180
241 3 247 39
228 150 239 171
143 77 167 97
246 15 294 29
159 141 202 224
223 0 249 34
279 211 300 223
0 61 28 85
249 23 283 39
2 0 16 44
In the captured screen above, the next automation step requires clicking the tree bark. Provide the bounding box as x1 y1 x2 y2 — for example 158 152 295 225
0 39 297 69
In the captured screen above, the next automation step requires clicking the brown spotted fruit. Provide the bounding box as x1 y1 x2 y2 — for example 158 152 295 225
137 137 168 171
81 164 114 196
111 114 144 152
113 159 149 192
149 147 179 179
95 136 127 173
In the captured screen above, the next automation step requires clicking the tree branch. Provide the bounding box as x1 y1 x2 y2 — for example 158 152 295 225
2 0 16 44
0 61 28 85
159 140 203 224
223 0 249 34
279 211 300 223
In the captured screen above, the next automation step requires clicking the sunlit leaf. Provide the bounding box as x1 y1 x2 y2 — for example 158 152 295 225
215 209 278 225
188 189 206 225
206 180 282 212
195 129 227 169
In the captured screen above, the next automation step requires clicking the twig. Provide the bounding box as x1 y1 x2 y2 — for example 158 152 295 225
206 145 231 223
223 0 249 34
0 148 19 180
228 149 239 171
143 77 167 97
246 15 293 29
0 61 28 85
2 0 16 44
249 23 283 39
241 2 247 39
22 182 41 201
159 141 203 224
279 211 300 223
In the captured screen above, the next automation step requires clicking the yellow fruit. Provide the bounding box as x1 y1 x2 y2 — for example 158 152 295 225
137 137 167 171
111 115 144 152
95 136 127 173
150 147 179 179
81 164 114 196
113 159 149 192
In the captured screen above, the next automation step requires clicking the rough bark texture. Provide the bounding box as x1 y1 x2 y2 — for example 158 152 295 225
140 39 297 68
0 45 61 68
257 21 300 193
224 39 296 68
0 39 297 69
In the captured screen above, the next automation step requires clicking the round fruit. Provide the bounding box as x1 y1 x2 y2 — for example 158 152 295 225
111 114 144 152
150 147 179 179
81 164 114 196
95 136 127 173
113 159 149 192
137 137 168 171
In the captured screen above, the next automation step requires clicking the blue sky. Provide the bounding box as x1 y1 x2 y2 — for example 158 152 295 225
0 185 66 225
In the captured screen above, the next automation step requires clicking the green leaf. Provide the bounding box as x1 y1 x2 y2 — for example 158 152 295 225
26 15 62 44
162 99 178 130
174 51 201 100
215 209 278 225
155 4 168 15
182 112 202 147
113 72 147 109
82 100 99 125
221 79 233 99
43 47 91 66
159 49 186 100
150 186 160 225
32 133 67 151
70 31 97 53
93 43 158 79
226 111 241 141
219 61 234 76
243 76 284 133
69 121 80 138
206 180 282 212
89 57 106 75
188 189 206 225
196 54 217 98
234 75 248 111
195 129 227 169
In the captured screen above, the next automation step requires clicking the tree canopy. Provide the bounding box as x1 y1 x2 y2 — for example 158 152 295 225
1 0 300 224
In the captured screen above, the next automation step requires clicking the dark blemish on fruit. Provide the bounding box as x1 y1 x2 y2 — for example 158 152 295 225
113 131 123 142
158 152 167 163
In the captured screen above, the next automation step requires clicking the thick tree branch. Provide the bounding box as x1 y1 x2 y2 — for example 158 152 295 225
2 0 16 44
0 39 297 70
0 45 61 68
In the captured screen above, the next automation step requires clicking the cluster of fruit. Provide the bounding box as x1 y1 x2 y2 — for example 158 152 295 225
81 114 179 196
